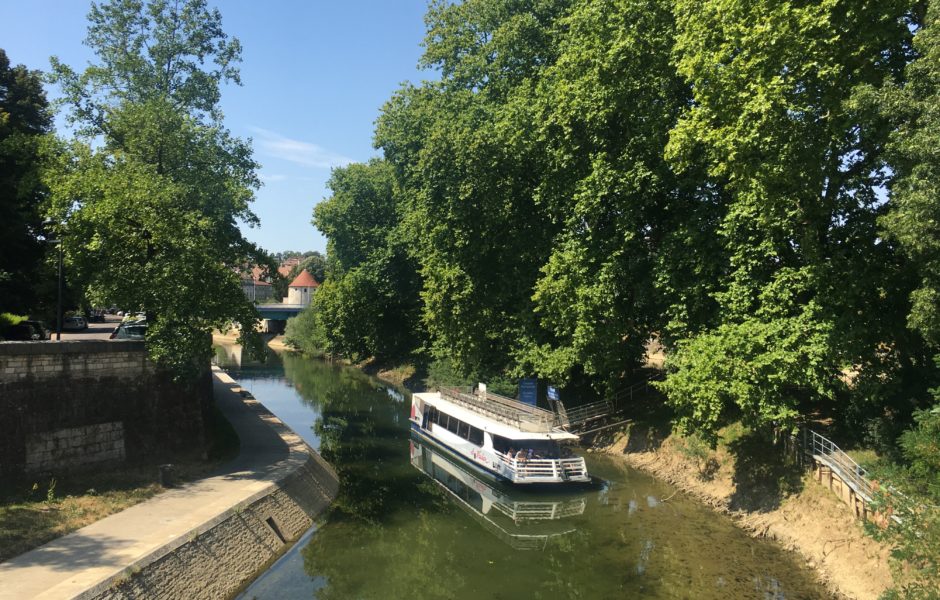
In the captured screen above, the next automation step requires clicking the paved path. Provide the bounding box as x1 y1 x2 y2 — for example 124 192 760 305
51 316 121 341
0 369 296 600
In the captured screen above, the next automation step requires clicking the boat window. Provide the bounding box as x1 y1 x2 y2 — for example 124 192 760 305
512 440 561 459
446 415 460 434
458 421 470 439
490 435 510 453
468 426 484 446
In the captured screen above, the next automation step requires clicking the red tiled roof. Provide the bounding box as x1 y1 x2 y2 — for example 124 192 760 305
277 266 292 277
289 270 319 288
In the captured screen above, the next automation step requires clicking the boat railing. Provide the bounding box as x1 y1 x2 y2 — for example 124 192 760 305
439 387 562 432
493 453 588 483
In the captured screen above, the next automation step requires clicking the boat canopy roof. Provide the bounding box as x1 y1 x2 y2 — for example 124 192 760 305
414 391 579 442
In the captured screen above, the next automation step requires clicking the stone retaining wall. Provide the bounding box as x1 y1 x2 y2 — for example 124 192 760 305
84 453 338 600
0 341 209 477
25 422 126 473
77 372 340 600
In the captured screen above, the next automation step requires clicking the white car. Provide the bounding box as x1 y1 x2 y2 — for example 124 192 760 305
62 316 88 331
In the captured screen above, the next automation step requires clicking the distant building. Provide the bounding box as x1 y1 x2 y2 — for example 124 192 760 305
283 270 319 306
241 278 273 303
278 257 302 278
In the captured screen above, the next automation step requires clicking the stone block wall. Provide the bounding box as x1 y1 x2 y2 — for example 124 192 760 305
92 452 340 600
25 422 126 473
0 341 209 477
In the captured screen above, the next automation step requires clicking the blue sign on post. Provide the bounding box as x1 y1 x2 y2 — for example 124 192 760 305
519 378 538 406
547 386 559 402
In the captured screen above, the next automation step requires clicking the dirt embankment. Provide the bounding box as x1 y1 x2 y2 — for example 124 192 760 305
593 427 893 600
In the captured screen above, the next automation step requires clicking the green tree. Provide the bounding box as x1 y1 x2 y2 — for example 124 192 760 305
883 1 940 348
660 0 919 436
0 49 52 314
307 159 424 361
514 0 720 392
875 8 940 593
44 0 265 375
376 0 572 379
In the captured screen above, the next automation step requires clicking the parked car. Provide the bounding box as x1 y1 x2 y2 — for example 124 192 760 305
62 316 88 331
110 321 147 340
86 310 106 323
3 320 51 341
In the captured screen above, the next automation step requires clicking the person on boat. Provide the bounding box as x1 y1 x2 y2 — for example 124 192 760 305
516 449 527 463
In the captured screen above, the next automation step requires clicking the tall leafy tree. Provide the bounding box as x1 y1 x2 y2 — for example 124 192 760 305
0 49 52 314
877 9 940 593
376 0 572 379
883 1 940 348
310 159 424 361
660 0 918 436
516 0 721 392
44 0 265 375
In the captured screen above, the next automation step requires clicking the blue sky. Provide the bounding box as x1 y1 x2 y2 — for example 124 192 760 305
0 0 431 255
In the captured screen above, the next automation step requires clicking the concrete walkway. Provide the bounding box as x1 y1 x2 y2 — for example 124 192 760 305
0 369 303 600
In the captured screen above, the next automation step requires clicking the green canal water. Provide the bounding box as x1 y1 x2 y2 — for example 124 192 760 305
216 348 831 600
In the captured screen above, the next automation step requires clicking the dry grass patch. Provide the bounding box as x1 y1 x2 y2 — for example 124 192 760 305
0 461 220 563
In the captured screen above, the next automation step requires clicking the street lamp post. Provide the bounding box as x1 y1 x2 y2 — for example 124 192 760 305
55 239 63 341
43 219 64 341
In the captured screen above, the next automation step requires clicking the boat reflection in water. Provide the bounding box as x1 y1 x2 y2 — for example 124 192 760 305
410 436 587 551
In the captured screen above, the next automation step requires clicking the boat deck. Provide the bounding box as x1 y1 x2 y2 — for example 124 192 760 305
439 387 563 433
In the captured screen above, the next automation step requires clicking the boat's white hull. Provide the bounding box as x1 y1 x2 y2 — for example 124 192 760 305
409 421 590 485
410 422 514 482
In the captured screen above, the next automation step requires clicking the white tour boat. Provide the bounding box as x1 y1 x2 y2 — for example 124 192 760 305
409 384 590 484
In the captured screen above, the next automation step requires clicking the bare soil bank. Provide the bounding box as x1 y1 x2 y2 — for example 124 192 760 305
592 427 893 600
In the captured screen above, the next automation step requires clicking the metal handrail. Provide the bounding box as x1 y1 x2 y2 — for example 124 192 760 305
439 387 562 432
803 429 875 501
563 399 614 428
609 371 665 406
493 453 588 482
560 372 664 432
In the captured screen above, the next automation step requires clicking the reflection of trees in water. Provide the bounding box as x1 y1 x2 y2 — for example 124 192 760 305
288 357 827 600
290 356 464 598
303 511 463 600
213 343 283 371
282 353 423 522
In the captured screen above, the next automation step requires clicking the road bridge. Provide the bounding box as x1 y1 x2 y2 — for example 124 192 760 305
256 303 305 320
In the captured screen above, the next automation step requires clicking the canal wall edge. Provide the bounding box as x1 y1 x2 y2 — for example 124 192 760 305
78 370 340 600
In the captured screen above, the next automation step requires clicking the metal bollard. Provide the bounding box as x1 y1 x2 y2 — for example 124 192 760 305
158 463 176 487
